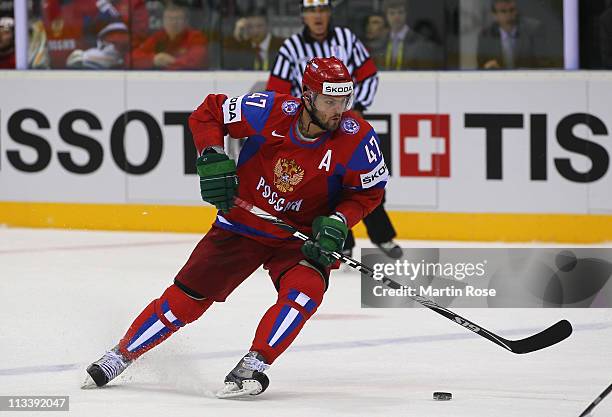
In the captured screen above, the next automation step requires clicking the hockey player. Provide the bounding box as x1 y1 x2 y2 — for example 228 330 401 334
267 0 402 259
82 57 388 398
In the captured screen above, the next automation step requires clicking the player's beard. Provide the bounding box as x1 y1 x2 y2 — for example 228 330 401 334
315 109 342 131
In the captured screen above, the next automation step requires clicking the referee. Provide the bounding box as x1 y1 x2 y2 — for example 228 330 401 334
266 0 402 259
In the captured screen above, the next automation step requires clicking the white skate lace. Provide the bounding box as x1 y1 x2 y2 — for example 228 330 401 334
96 350 128 380
242 356 269 373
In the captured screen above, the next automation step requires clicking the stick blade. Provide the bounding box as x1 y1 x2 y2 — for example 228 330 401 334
509 319 573 354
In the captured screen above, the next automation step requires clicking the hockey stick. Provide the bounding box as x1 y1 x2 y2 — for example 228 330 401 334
579 382 612 417
234 197 573 354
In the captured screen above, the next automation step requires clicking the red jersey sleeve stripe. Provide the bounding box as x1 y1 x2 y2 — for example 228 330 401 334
353 58 378 83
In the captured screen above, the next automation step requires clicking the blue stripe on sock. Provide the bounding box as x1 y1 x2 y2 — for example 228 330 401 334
127 313 159 348
304 299 317 313
267 305 292 345
161 300 184 327
288 289 300 302
130 327 171 353
269 313 304 348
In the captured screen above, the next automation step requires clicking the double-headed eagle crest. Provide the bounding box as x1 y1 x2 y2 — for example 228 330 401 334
273 158 304 193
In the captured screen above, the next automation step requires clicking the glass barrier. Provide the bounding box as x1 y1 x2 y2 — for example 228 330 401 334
460 0 564 69
579 0 612 69
0 0 568 71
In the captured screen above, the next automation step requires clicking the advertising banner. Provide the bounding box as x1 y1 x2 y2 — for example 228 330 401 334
1 71 611 213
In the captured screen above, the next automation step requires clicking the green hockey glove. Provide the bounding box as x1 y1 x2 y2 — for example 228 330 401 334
196 151 239 213
301 215 348 267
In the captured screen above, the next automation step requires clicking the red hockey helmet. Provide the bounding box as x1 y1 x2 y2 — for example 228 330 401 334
302 57 354 111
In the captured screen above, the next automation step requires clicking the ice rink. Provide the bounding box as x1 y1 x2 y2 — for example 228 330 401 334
1 227 611 417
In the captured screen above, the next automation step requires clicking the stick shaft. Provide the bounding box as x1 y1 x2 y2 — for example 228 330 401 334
579 383 612 417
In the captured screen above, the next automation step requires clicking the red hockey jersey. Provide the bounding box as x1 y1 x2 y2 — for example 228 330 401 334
189 91 388 246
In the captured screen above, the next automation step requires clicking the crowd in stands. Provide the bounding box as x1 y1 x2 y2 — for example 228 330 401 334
1 0 610 70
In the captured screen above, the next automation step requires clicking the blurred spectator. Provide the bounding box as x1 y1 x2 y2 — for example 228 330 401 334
43 0 84 68
67 21 129 69
224 10 283 70
95 0 149 50
379 0 442 70
132 3 208 70
601 5 612 69
0 0 14 20
29 19 50 69
42 0 148 69
145 0 165 33
363 12 388 60
0 15 14 69
414 19 442 45
477 0 548 69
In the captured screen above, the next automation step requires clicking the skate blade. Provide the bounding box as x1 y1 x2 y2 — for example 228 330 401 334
81 373 98 389
215 380 263 399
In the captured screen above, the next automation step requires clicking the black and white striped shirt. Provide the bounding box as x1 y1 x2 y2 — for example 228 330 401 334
266 26 379 111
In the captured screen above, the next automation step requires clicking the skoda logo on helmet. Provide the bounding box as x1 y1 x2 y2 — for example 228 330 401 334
322 81 353 96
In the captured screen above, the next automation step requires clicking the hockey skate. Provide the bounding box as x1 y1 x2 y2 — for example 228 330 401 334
81 346 132 389
216 351 270 399
377 240 403 259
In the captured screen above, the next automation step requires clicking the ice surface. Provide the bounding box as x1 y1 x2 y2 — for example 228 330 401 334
1 228 610 417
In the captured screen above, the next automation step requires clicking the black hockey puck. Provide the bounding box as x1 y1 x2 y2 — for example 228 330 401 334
433 392 452 401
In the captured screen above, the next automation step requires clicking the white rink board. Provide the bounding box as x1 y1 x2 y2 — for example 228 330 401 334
436 72 591 214
1 70 611 213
